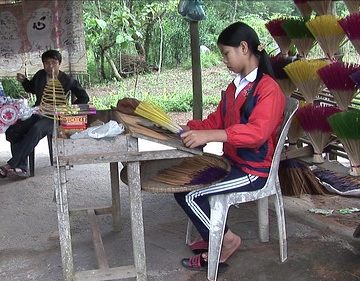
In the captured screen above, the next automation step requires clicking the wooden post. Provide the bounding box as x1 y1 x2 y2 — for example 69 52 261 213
189 21 203 121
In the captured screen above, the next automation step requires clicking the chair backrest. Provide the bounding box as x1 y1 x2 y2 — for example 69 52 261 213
267 97 299 180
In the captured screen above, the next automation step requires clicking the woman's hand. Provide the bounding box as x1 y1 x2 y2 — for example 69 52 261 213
181 129 228 148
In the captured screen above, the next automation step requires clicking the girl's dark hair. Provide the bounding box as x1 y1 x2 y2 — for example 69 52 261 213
217 22 274 83
41 49 62 64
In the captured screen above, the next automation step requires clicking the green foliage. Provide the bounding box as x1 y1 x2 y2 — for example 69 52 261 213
182 51 221 70
1 78 26 98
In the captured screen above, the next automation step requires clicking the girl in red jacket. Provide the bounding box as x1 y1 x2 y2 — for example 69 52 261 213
176 21 285 271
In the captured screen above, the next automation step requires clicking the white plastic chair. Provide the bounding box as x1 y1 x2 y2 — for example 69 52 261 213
185 96 299 281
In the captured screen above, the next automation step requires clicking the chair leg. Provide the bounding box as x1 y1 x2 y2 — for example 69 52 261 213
208 196 229 281
47 134 53 166
185 219 194 245
29 150 35 177
257 197 269 242
274 192 287 262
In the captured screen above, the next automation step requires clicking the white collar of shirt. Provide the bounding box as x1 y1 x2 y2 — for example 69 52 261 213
233 68 258 98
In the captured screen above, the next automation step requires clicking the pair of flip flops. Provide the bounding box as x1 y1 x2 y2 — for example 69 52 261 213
181 252 228 272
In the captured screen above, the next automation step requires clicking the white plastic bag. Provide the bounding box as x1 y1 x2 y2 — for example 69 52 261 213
70 120 124 139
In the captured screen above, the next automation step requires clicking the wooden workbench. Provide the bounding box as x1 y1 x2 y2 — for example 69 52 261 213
53 112 202 281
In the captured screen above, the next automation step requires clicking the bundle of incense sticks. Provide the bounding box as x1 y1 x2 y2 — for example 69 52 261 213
134 100 182 134
306 15 345 60
328 109 360 176
307 0 333 15
317 61 360 110
338 12 360 56
152 154 230 186
39 78 69 120
284 59 329 103
293 0 313 18
343 0 360 14
296 104 341 163
56 103 97 115
265 18 292 55
282 17 316 58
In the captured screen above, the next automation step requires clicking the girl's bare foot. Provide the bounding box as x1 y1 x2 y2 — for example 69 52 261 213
219 229 241 263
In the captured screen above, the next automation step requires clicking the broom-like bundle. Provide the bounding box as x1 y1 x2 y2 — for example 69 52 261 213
296 104 341 163
343 0 360 14
328 109 360 176
265 18 292 55
294 0 313 18
279 159 327 196
134 100 182 134
338 12 360 56
282 18 316 58
152 154 230 186
39 78 70 120
307 0 333 15
306 15 346 60
317 61 360 110
270 55 297 96
284 59 328 103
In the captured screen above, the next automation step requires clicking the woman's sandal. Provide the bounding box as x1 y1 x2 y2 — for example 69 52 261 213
181 252 228 272
189 239 209 254
7 168 29 180
0 164 11 178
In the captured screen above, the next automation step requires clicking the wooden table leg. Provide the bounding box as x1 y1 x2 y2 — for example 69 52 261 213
110 162 121 231
54 165 74 281
127 161 147 281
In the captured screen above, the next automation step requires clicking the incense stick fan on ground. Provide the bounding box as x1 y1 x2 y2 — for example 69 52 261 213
294 0 313 18
265 18 292 55
282 17 316 58
270 55 297 96
343 0 360 14
328 109 360 176
135 101 182 134
306 15 346 61
338 12 360 56
39 77 70 120
284 59 328 103
307 0 334 15
296 104 341 163
318 61 360 110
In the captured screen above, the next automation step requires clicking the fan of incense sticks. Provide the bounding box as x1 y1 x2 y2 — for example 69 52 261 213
296 104 341 163
294 0 313 18
343 0 360 14
338 12 360 56
307 0 333 15
328 109 360 176
284 59 328 103
282 17 316 57
306 15 346 60
270 55 297 96
287 115 305 150
265 18 292 55
279 159 327 196
120 154 231 192
39 78 70 119
317 61 360 110
134 100 182 134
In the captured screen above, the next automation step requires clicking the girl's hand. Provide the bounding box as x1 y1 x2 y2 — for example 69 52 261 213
180 130 209 148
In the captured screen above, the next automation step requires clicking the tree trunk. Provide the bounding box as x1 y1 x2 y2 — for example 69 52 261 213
104 51 123 81
100 48 106 80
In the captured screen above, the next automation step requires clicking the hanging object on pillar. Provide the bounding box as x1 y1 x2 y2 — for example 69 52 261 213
178 0 205 21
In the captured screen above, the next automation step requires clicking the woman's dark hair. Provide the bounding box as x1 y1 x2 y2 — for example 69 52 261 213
41 49 62 64
217 22 274 82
